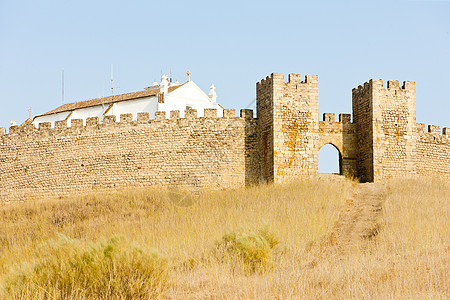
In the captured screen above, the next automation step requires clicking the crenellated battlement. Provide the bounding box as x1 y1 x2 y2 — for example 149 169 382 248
352 79 416 94
0 106 260 202
285 74 318 85
1 108 254 140
256 73 318 89
320 113 352 124
1 71 448 202
256 74 274 88
416 123 449 138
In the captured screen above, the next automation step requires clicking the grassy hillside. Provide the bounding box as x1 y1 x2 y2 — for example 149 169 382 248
0 177 448 299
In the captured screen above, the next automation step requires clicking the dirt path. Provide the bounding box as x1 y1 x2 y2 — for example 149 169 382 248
329 182 386 252
316 182 386 259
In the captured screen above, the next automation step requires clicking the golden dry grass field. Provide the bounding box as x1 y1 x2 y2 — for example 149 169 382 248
0 176 448 299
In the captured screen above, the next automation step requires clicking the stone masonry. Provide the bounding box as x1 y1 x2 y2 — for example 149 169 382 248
0 73 449 201
0 109 259 202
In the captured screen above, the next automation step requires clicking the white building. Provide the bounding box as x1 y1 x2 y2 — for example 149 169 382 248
32 74 224 127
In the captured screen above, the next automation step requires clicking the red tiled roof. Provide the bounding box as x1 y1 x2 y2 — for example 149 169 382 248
37 84 184 117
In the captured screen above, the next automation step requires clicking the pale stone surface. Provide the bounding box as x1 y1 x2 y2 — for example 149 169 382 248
0 110 259 202
0 72 448 201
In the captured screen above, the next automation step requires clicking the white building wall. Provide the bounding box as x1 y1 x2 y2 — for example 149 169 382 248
32 79 224 127
160 81 224 118
69 106 105 125
110 97 158 120
32 111 72 128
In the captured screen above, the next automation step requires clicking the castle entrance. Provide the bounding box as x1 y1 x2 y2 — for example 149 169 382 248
319 143 342 175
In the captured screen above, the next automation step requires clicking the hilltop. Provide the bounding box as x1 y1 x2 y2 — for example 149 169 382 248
0 176 448 299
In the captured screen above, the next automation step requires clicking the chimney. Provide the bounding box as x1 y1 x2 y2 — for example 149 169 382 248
209 84 217 103
160 74 169 94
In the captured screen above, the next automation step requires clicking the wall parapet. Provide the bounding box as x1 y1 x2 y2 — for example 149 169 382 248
0 107 259 202
256 73 318 89
0 108 254 140
352 79 416 93
321 113 352 124
416 123 449 138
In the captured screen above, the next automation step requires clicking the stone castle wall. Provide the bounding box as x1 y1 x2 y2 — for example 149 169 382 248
257 73 319 182
416 125 449 176
256 74 275 182
352 80 376 182
0 109 259 202
0 72 448 202
352 79 418 182
260 73 448 183
372 80 417 181
318 113 357 176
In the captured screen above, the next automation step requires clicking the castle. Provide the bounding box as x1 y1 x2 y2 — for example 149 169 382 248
1 73 448 202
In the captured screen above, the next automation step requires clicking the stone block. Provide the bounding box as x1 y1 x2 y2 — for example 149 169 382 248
71 119 83 128
137 112 150 123
339 114 351 124
240 109 253 119
428 125 440 134
9 125 20 134
55 120 67 130
170 110 180 120
120 114 133 123
86 117 99 127
416 123 425 133
155 111 166 121
39 122 51 130
204 108 217 118
323 113 335 122
223 109 235 118
185 109 197 119
387 80 399 89
103 115 116 125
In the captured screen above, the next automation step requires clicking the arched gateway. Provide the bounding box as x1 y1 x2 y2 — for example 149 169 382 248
319 143 342 175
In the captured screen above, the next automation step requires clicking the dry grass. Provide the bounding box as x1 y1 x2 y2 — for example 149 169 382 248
0 176 448 299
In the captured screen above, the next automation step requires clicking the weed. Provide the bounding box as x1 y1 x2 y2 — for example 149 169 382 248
2 235 168 299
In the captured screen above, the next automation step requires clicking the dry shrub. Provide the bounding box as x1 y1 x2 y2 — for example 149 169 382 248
0 177 356 298
216 224 279 273
2 235 168 299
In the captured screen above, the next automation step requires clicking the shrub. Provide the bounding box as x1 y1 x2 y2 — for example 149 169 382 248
2 235 168 299
217 224 279 273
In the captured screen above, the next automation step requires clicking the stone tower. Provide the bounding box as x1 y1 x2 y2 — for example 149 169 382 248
257 73 319 182
352 79 417 182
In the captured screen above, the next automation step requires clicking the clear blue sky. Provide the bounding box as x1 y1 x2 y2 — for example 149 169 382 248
1 0 449 173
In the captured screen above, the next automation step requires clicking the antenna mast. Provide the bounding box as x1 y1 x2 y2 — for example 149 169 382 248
111 64 114 98
62 69 64 105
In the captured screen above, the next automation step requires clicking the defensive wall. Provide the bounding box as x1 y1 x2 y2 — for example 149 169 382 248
0 109 259 202
0 73 449 201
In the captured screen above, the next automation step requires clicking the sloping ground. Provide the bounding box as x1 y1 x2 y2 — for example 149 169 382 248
1 178 447 298
327 182 386 252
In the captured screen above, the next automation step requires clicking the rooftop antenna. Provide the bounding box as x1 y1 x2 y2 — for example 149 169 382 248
187 71 191 82
62 69 64 105
170 68 172 83
245 98 256 109
101 84 106 110
111 64 114 98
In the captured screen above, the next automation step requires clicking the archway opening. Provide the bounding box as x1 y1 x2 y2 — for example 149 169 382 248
319 143 342 174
